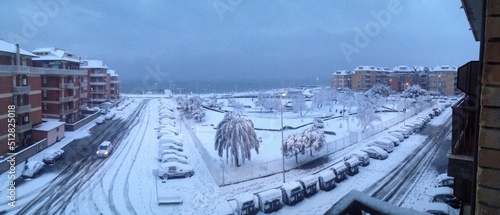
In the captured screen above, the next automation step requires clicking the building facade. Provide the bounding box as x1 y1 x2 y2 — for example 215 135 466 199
350 66 389 92
80 60 120 106
389 65 429 92
108 69 120 100
429 65 458 96
331 70 352 89
32 47 86 123
0 41 42 155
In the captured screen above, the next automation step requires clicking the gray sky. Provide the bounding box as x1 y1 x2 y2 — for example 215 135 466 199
1 0 479 82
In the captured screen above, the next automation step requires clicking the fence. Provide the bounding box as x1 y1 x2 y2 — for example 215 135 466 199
360 102 434 140
183 115 358 186
0 138 48 173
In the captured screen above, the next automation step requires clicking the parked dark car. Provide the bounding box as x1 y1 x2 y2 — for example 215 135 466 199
430 187 461 209
43 149 65 164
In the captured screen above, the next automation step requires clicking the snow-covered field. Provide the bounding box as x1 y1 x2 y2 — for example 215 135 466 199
0 93 455 214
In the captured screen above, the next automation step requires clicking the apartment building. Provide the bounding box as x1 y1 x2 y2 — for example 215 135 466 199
388 65 430 92
429 65 458 96
81 60 107 106
108 69 120 100
0 41 42 155
32 47 86 123
350 66 389 91
331 70 352 89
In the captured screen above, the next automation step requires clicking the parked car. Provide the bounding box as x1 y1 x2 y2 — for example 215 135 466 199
160 154 188 164
381 135 400 147
21 161 46 178
157 131 178 139
105 112 116 120
159 143 183 152
344 150 370 166
435 173 454 188
158 128 179 135
96 116 105 124
367 139 394 153
429 187 461 209
96 141 113 158
155 162 194 179
388 132 404 142
360 146 388 160
159 138 183 147
423 202 458 215
389 129 409 138
159 114 176 120
100 108 109 115
43 149 65 164
158 149 188 160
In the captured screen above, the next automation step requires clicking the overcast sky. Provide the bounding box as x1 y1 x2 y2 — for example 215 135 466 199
1 0 479 82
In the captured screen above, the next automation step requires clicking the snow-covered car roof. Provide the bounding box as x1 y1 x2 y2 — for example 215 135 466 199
159 136 182 142
161 154 188 162
299 175 318 187
256 188 282 201
235 193 257 206
160 162 193 171
362 146 388 156
422 202 456 215
436 173 454 182
22 161 45 177
345 157 360 166
428 187 454 196
44 149 64 160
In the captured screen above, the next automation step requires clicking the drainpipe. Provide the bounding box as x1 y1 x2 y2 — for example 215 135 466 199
15 44 20 67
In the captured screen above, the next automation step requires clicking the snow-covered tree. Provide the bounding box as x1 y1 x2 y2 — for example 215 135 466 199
214 113 259 167
192 107 206 122
365 84 392 100
311 88 334 108
205 94 222 108
302 128 325 156
312 117 324 129
282 133 305 163
254 92 280 114
291 95 310 117
227 98 245 114
402 85 427 99
356 97 381 130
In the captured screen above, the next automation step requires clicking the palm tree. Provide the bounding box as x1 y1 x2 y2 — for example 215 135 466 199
214 113 260 167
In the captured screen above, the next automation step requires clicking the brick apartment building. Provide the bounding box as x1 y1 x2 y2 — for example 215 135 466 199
31 47 87 123
350 66 390 91
389 65 430 92
331 70 352 89
429 65 459 96
80 60 120 107
0 41 42 155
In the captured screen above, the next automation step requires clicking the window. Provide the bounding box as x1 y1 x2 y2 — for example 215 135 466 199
43 90 47 98
22 75 28 86
43 76 47 84
43 103 47 110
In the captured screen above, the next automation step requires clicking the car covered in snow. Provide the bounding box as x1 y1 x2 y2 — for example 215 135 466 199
360 146 388 160
423 202 458 215
435 173 454 188
157 131 178 139
155 162 194 179
104 112 116 120
429 187 461 209
96 141 113 158
159 138 183 147
344 150 370 166
389 129 409 138
159 142 183 152
43 149 65 164
21 161 46 178
160 154 188 164
96 116 105 124
388 131 405 141
366 139 394 153
158 149 188 160
381 135 400 147
158 127 180 135
159 113 176 120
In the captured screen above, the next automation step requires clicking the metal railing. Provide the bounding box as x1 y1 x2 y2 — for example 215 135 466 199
16 122 32 133
59 96 74 102
90 82 106 86
0 65 86 75
89 73 106 77
110 80 120 83
12 86 31 95
15 104 31 114
59 82 75 89
451 97 476 156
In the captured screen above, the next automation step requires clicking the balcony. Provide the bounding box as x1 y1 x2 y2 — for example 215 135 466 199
15 104 31 114
59 96 74 103
90 90 106 94
90 82 106 86
90 98 107 102
81 81 88 86
61 109 74 116
16 122 32 133
12 86 31 95
89 73 107 77
0 65 86 75
110 80 120 84
59 83 75 89
80 92 88 98
448 97 475 181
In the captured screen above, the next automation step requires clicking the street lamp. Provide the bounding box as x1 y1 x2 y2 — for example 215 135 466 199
280 92 286 183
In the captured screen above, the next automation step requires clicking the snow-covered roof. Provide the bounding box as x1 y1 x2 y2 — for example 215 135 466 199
392 65 414 73
431 65 457 72
353 65 383 72
345 157 360 167
280 181 302 194
299 175 318 187
107 69 119 77
332 70 352 76
256 188 281 201
0 39 37 57
413 66 429 72
80 60 108 69
317 170 335 182
32 47 81 63
32 120 65 132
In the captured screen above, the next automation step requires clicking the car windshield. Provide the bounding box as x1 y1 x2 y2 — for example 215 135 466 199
99 145 108 150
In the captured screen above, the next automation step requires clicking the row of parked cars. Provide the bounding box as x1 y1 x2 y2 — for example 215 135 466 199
153 100 195 180
222 107 447 214
421 174 459 214
19 149 65 179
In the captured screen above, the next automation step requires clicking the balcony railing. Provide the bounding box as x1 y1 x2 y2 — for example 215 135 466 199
89 73 107 77
90 90 106 94
59 96 74 103
12 86 31 95
59 83 75 89
81 81 88 86
110 80 120 84
15 104 31 114
16 122 32 133
451 97 476 156
80 92 88 98
90 98 107 102
90 82 106 86
0 65 86 75
61 109 74 115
